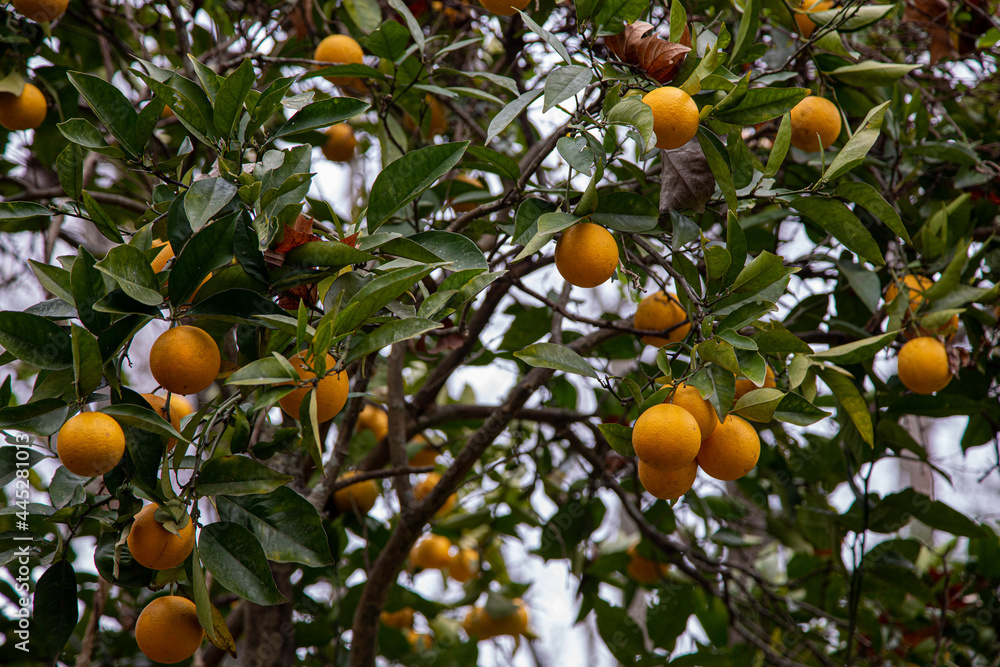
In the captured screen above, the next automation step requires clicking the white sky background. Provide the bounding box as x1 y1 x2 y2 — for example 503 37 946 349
2 7 1000 667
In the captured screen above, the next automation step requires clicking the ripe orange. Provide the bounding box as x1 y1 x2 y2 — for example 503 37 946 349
149 325 221 395
141 393 183 451
406 629 433 650
696 414 760 481
57 412 125 477
625 544 669 584
314 35 365 90
897 337 952 395
632 403 701 471
637 459 698 500
127 503 196 570
666 383 718 439
11 0 68 21
0 82 47 131
448 548 479 583
150 240 175 273
642 86 699 150
478 599 529 637
277 351 349 423
789 96 841 152
410 534 453 569
885 274 934 315
135 596 204 664
380 607 415 629
479 0 530 16
413 472 457 515
795 0 834 38
357 404 389 441
409 434 439 467
554 222 620 288
733 365 777 402
634 291 691 347
322 123 357 162
333 471 380 514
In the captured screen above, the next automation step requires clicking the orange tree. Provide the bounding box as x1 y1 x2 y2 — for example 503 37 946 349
1 0 999 664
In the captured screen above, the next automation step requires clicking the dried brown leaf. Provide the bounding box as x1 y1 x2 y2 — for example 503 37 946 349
659 140 715 214
605 21 691 84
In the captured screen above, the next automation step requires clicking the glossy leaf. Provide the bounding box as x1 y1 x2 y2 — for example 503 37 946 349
514 343 599 379
199 522 287 606
197 455 293 496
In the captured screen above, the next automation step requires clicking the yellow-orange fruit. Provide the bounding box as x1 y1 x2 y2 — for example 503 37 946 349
625 544 669 584
406 629 433 650
885 275 934 315
667 383 718 440
632 403 701 471
127 503 196 570
448 548 479 583
905 314 960 341
696 415 760 481
634 291 691 347
11 0 68 21
140 393 182 451
333 471 380 514
479 0 530 16
314 35 365 89
380 607 415 629
555 223 620 288
0 82 47 131
476 599 529 637
413 472 457 515
322 123 357 162
795 0 834 38
357 404 389 441
150 240 174 273
897 337 952 395
733 365 777 402
637 459 698 500
409 434 439 467
789 96 841 152
642 86 699 150
277 351 349 423
427 94 447 136
135 596 204 664
410 534 453 569
149 325 221 395
57 412 125 477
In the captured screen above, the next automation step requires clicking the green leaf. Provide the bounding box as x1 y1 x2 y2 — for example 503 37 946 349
343 318 443 365
245 76 296 139
367 142 470 232
0 311 73 370
0 399 71 436
217 488 334 566
28 260 74 305
32 560 79 659
199 522 287 605
606 96 654 153
71 247 110 335
409 230 488 271
514 342 599 379
197 455 293 496
822 101 890 182
95 244 162 306
214 58 255 138
169 213 237 306
733 387 784 422
0 201 52 221
834 181 910 244
591 192 659 232
730 0 760 66
543 65 593 112
791 196 885 266
465 145 522 181
598 423 635 456
811 331 897 364
808 4 895 31
773 392 830 426
56 144 84 200
344 0 383 33
828 62 918 87
763 112 792 178
57 118 126 158
518 11 574 64
335 264 442 334
81 191 125 243
101 404 187 442
731 251 793 293
189 56 222 101
185 289 288 324
226 356 300 386
696 338 741 375
284 241 373 268
67 72 139 156
819 369 872 446
387 0 425 52
360 20 410 59
712 87 809 125
259 173 313 211
697 129 737 210
577 0 648 34
184 177 238 231
487 89 543 145
71 325 102 400
272 97 369 140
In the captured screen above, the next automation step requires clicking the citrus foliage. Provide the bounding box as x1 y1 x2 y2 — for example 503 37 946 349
1 0 1000 665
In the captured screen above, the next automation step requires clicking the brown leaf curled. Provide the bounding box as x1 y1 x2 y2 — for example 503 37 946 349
605 21 691 84
659 140 715 214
